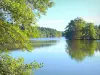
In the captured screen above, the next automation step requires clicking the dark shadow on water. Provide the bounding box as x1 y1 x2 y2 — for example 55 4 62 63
65 40 100 62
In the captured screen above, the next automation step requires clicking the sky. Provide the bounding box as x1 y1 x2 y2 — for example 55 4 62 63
38 0 100 31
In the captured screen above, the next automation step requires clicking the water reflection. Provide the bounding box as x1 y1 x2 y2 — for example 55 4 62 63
31 40 58 48
66 40 100 62
0 40 58 51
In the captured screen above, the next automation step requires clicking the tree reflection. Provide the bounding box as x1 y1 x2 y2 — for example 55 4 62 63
0 40 58 51
66 40 100 62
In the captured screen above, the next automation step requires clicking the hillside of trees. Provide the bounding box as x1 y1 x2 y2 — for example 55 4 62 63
37 27 62 38
20 26 62 38
64 17 100 40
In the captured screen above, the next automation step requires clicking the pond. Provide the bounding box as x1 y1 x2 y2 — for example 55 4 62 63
6 37 100 75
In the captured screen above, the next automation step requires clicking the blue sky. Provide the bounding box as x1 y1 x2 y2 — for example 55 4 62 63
38 0 100 31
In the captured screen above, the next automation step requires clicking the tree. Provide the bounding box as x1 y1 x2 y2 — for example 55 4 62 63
0 19 32 50
0 52 43 75
65 17 86 39
0 0 54 25
37 27 62 38
0 0 54 75
82 23 96 39
0 0 54 49
64 17 98 40
95 25 100 39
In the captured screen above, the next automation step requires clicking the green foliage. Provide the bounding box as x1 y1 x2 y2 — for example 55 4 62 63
0 0 54 75
37 27 62 38
0 19 32 50
95 25 100 39
0 0 54 25
0 0 55 49
82 23 96 39
0 52 43 75
19 26 62 38
65 17 86 39
64 17 97 40
22 25 40 38
0 0 55 50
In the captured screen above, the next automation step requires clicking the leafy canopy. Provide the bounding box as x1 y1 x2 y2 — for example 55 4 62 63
0 52 43 75
64 17 97 40
0 0 54 50
0 0 54 75
0 0 54 25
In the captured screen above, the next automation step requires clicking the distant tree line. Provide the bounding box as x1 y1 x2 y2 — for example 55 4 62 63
20 26 62 38
64 17 100 40
37 27 62 38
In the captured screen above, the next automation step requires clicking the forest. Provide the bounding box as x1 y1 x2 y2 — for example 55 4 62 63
64 17 100 40
20 26 62 38
36 27 62 38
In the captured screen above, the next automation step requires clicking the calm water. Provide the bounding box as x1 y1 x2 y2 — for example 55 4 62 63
9 37 100 75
